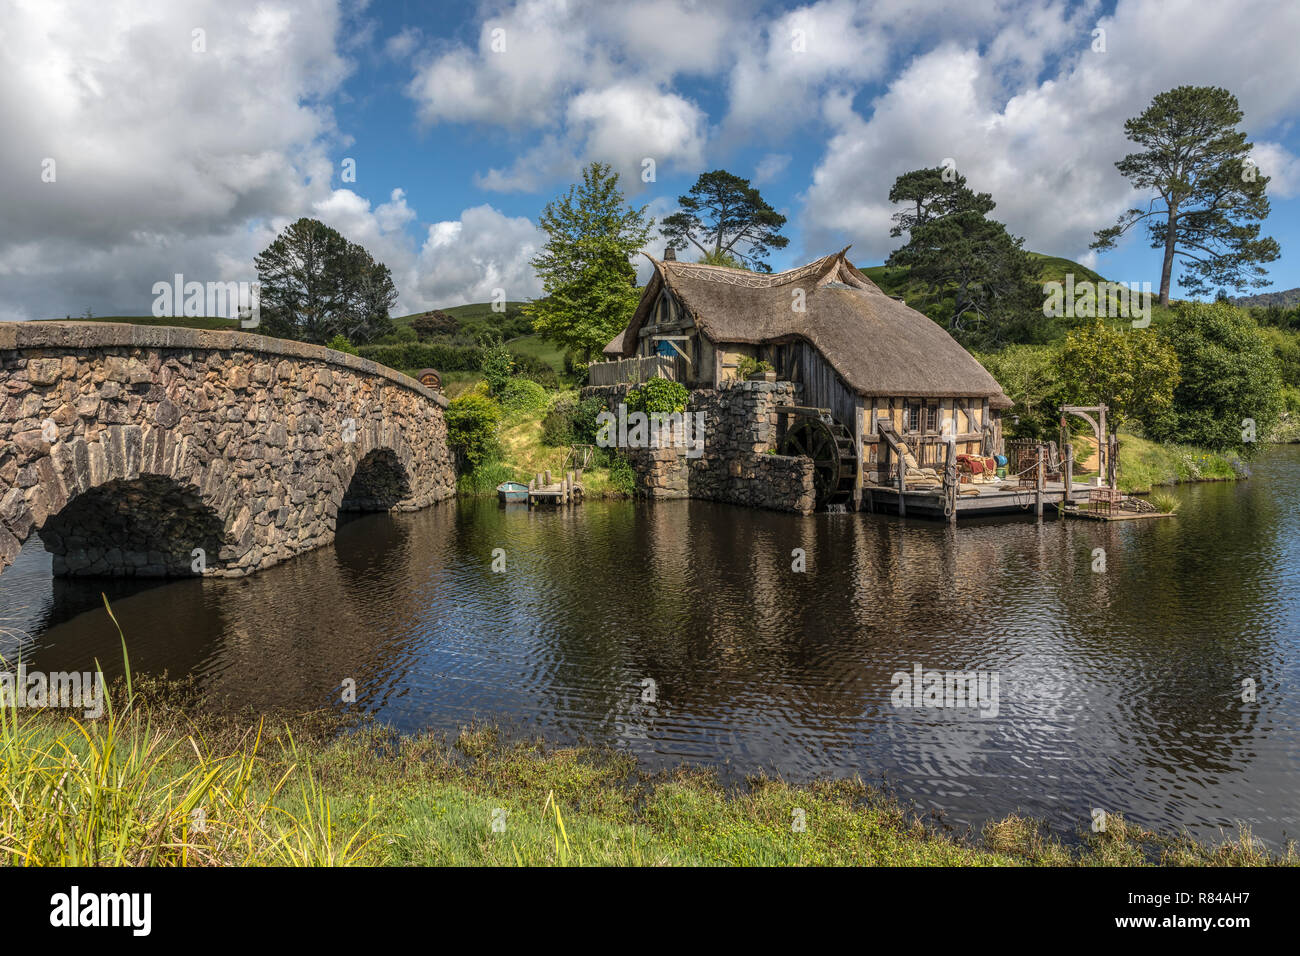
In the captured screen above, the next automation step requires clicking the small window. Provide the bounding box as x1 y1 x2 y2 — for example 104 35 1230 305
926 404 939 434
906 402 921 433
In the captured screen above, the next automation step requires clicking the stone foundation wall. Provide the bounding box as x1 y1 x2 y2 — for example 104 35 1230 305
1 322 457 577
582 380 816 514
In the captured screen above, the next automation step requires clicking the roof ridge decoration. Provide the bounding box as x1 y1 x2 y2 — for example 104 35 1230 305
653 248 854 289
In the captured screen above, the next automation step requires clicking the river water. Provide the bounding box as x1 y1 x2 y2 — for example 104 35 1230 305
3 447 1299 846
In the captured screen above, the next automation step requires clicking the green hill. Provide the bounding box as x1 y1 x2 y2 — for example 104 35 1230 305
856 251 1170 344
858 251 1105 297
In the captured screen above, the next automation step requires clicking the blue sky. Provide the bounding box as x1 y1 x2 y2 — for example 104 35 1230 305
3 0 1298 320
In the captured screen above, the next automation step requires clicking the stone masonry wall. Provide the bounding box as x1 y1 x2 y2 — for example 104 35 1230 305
0 322 457 577
582 380 816 515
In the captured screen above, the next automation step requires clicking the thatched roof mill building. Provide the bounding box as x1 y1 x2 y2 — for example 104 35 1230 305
595 248 1014 512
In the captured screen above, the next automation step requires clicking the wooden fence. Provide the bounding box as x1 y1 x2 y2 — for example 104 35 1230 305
588 354 685 387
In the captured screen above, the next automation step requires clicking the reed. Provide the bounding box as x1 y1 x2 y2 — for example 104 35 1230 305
0 597 374 867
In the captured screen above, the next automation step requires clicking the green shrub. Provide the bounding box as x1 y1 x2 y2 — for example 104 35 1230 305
445 393 501 469
1142 302 1283 454
499 377 550 412
735 356 773 379
542 397 577 446
626 378 689 415
479 335 514 397
604 451 637 497
541 395 606 446
326 334 357 355
411 310 458 341
510 352 559 387
357 342 482 371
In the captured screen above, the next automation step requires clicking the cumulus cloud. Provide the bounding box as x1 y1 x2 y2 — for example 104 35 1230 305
408 0 724 193
753 153 792 185
1250 142 1300 200
801 0 1300 267
410 205 545 308
472 83 709 194
0 0 350 319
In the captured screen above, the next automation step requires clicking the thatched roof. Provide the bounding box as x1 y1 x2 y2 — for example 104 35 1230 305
604 249 1013 408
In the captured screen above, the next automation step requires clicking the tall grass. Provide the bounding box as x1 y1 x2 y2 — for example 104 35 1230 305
0 598 375 866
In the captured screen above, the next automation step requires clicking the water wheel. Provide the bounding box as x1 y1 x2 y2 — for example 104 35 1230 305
778 415 859 509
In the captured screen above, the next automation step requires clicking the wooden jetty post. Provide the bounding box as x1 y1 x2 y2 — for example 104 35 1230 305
896 449 907 518
527 466 584 507
944 439 957 526
1035 445 1045 518
1063 442 1074 505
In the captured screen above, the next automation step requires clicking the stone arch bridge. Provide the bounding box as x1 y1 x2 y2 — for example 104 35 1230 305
0 323 456 578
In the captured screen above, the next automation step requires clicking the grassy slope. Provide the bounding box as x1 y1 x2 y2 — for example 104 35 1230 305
1069 430 1243 493
859 252 1105 294
859 253 1182 339
7 690 1290 867
395 301 566 375
456 392 623 499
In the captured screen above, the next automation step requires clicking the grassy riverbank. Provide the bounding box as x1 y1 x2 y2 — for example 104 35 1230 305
453 385 635 500
1069 429 1247 494
2 677 1292 867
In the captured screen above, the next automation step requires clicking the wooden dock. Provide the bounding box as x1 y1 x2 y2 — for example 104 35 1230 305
863 478 1096 519
1058 505 1171 522
528 469 583 507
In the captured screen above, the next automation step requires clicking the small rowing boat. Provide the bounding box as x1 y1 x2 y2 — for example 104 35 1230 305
496 481 528 504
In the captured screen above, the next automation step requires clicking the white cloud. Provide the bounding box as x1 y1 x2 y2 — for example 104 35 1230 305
410 205 545 309
753 153 792 185
384 26 422 60
0 0 350 319
406 0 610 129
1251 142 1300 200
801 0 1300 268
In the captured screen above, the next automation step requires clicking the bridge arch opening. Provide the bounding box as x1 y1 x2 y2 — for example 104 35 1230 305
341 449 412 513
38 475 226 577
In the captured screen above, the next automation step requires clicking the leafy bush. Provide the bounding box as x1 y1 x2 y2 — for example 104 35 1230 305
736 356 774 379
1061 320 1180 430
479 334 515 397
325 334 357 355
626 378 689 414
357 342 482 371
445 393 501 469
542 397 578 446
604 451 637 497
510 352 559 387
974 344 1067 441
542 395 606 446
498 377 550 412
561 351 592 387
1141 302 1282 454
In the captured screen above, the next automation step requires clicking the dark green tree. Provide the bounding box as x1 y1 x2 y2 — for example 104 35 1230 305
887 166 994 237
1141 301 1282 452
886 167 1040 346
411 310 458 341
660 169 788 272
254 218 397 345
1091 86 1280 306
526 162 654 361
